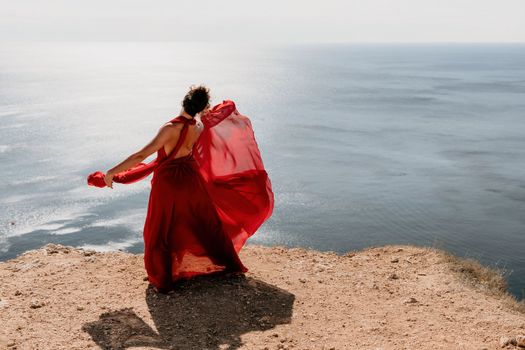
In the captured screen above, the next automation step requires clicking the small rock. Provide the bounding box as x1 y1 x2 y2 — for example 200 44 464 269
30 300 45 309
7 340 15 347
258 315 271 324
299 278 307 283
499 336 517 347
404 297 418 304
44 243 70 255
389 273 399 280
390 258 399 263
516 335 525 347
83 250 96 257
77 306 84 311
14 290 22 296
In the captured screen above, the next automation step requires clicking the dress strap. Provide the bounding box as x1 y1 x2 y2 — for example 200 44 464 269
165 116 194 160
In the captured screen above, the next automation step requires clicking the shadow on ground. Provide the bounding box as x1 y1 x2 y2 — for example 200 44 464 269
82 273 295 350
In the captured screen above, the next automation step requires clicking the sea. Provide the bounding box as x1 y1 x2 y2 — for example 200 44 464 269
1 42 524 300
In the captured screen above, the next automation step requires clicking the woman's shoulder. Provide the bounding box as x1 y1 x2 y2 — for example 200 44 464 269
159 120 184 135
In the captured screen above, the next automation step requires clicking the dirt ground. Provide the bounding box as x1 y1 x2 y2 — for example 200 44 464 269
0 243 524 350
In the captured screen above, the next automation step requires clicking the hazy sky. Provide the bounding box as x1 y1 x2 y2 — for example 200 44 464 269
1 0 524 43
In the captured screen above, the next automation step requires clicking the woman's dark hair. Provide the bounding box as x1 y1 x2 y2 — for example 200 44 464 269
182 85 210 117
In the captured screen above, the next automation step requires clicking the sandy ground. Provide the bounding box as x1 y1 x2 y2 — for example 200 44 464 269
0 243 524 350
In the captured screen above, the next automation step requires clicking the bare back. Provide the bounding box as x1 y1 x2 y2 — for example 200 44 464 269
162 116 204 158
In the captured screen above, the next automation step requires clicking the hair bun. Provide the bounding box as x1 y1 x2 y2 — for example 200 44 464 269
182 85 210 117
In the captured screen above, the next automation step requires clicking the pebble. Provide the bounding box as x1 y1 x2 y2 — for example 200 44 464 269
29 300 45 309
404 297 418 304
389 273 399 280
499 336 516 347
390 258 399 263
82 250 96 257
516 335 525 347
44 244 71 255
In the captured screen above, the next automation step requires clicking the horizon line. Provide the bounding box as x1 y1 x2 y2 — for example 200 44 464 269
1 39 525 45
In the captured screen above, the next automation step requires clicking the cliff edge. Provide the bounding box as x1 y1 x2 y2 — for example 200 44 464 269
0 243 524 350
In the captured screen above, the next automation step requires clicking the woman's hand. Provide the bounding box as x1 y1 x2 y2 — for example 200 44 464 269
104 171 114 189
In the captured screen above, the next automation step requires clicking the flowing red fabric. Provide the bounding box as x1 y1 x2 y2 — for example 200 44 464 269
87 100 274 291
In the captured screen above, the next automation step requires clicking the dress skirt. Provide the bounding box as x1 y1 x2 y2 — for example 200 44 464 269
143 153 248 291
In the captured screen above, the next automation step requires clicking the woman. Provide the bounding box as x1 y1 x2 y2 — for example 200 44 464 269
87 85 274 294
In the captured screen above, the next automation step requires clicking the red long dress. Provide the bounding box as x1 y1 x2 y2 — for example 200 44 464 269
87 100 274 291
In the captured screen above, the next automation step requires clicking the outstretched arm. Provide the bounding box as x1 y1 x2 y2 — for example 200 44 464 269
104 123 182 188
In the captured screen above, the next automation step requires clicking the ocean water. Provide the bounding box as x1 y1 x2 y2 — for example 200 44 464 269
1 42 524 299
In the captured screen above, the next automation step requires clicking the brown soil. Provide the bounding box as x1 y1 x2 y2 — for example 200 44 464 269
0 243 524 350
